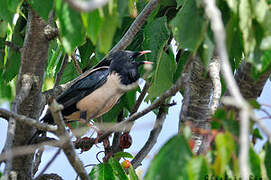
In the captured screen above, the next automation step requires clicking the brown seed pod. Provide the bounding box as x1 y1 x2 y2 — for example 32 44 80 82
119 132 132 149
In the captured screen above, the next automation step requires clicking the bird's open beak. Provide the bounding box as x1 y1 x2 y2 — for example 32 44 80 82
143 61 153 64
139 50 152 55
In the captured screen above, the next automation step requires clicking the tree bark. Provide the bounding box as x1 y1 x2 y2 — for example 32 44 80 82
179 57 213 154
5 9 49 179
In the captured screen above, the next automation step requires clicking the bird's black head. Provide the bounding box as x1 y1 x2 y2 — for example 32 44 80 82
109 50 151 85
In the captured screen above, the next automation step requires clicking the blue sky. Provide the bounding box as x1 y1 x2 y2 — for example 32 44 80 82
0 80 270 179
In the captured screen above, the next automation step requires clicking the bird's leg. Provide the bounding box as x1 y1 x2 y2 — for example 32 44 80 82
79 110 88 124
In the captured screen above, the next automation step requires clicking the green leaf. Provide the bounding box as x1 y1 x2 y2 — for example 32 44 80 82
0 21 8 38
148 52 176 99
142 16 170 65
252 128 263 140
249 148 261 177
122 88 137 112
56 0 85 54
251 50 271 79
117 0 129 22
2 16 25 82
265 142 271 180
128 165 139 180
0 0 14 24
108 158 129 180
260 36 271 50
7 0 22 13
98 8 118 53
145 135 192 180
198 35 215 68
187 156 208 180
89 163 115 180
170 0 208 52
0 81 12 100
176 0 183 9
239 0 256 55
248 99 261 109
224 0 238 13
81 10 104 45
214 132 235 176
46 44 63 78
59 62 79 84
28 0 53 22
173 50 190 83
226 15 243 69
114 152 134 159
78 38 95 69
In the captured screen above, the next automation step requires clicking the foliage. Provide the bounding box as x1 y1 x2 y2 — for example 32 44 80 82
0 0 271 179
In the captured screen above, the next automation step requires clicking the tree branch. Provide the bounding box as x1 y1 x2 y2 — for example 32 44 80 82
131 82 150 114
63 0 109 12
4 41 21 52
54 54 69 89
131 108 166 169
0 108 57 133
203 0 250 179
110 0 161 52
48 98 89 180
179 57 213 154
71 53 83 75
208 57 221 115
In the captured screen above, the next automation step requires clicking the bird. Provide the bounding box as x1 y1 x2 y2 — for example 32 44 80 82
41 50 152 125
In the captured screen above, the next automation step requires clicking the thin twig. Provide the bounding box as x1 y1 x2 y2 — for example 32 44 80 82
110 0 161 53
63 0 109 12
4 41 21 52
36 148 61 178
33 149 44 175
54 54 68 88
203 0 250 179
131 82 150 114
111 111 124 154
48 98 89 180
131 108 166 169
71 53 82 75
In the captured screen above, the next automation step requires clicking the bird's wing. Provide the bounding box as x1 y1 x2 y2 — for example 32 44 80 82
57 67 110 111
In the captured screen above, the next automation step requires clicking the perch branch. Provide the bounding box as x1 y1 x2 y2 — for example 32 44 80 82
48 98 89 180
